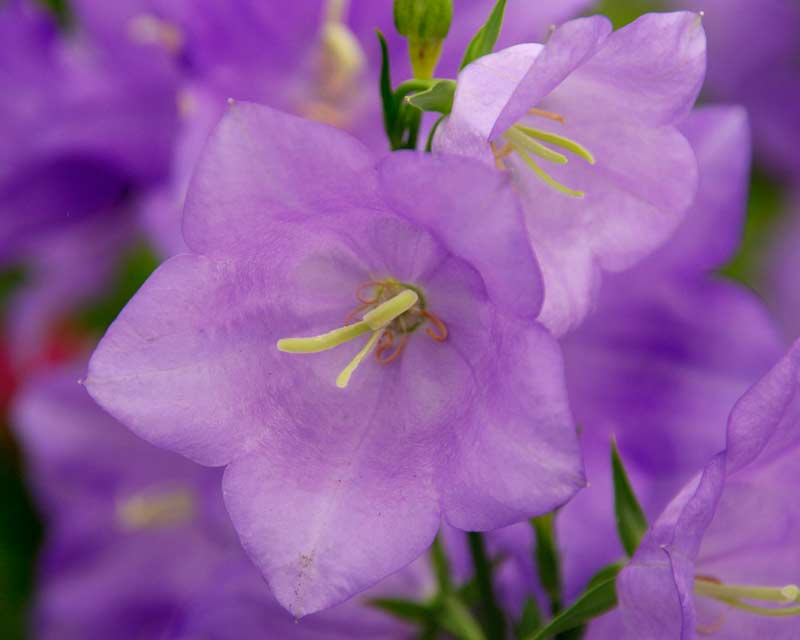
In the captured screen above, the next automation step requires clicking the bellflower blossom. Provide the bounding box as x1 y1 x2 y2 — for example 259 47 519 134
616 339 800 639
557 105 785 603
436 12 706 335
85 103 584 616
13 361 429 638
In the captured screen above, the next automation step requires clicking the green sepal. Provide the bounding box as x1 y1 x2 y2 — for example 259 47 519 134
525 563 622 640
376 30 396 146
459 0 507 70
611 439 648 556
405 79 456 114
532 513 563 615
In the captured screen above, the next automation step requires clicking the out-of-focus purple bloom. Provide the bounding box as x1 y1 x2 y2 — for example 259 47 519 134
12 362 231 639
436 12 706 335
86 103 584 616
0 0 178 359
13 361 429 638
616 339 800 639
669 0 800 179
556 106 785 603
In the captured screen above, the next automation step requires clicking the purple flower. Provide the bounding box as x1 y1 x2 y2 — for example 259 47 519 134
616 338 800 639
556 106 785 601
435 12 706 335
668 0 800 179
85 102 584 616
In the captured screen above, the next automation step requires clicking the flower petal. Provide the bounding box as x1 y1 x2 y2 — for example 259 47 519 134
378 152 543 320
182 102 378 256
439 316 584 530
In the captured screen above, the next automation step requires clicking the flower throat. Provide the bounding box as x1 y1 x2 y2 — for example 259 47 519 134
277 279 447 389
492 108 595 198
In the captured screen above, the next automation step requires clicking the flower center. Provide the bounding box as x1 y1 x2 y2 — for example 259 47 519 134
694 575 800 628
277 279 447 389
492 108 595 199
115 486 195 531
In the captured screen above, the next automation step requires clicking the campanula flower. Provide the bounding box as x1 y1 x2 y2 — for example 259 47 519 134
85 102 584 616
435 12 706 335
616 339 800 639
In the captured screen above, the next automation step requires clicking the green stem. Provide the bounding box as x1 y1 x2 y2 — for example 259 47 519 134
467 532 506 640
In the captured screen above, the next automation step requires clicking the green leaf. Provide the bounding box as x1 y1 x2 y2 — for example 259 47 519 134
525 564 622 640
611 439 648 556
405 79 456 114
376 30 396 146
440 595 487 640
532 513 563 615
368 597 433 625
516 597 543 638
459 0 507 70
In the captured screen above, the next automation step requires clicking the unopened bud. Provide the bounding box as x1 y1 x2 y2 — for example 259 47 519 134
394 0 452 79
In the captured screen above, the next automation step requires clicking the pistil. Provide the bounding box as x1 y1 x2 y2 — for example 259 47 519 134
277 281 449 388
695 576 800 618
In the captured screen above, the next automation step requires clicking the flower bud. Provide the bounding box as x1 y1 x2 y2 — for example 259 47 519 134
393 0 452 78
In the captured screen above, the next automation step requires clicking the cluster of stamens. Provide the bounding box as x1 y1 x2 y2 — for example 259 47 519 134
492 108 595 198
277 279 447 389
694 575 800 632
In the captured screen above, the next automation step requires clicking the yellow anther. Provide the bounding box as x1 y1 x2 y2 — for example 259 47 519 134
504 127 568 164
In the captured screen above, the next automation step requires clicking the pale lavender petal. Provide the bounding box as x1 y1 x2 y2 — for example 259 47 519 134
378 152 543 319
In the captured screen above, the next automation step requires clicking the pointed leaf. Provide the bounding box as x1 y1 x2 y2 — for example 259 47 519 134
525 564 622 640
440 595 487 640
376 30 396 144
368 597 433 625
516 597 544 638
459 0 507 70
405 79 456 114
532 513 563 614
611 439 648 556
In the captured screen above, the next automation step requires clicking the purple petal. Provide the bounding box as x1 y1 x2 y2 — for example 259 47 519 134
222 434 440 617
617 454 725 640
378 152 543 320
492 16 613 138
440 316 583 530
638 104 751 275
556 11 706 127
182 102 378 256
